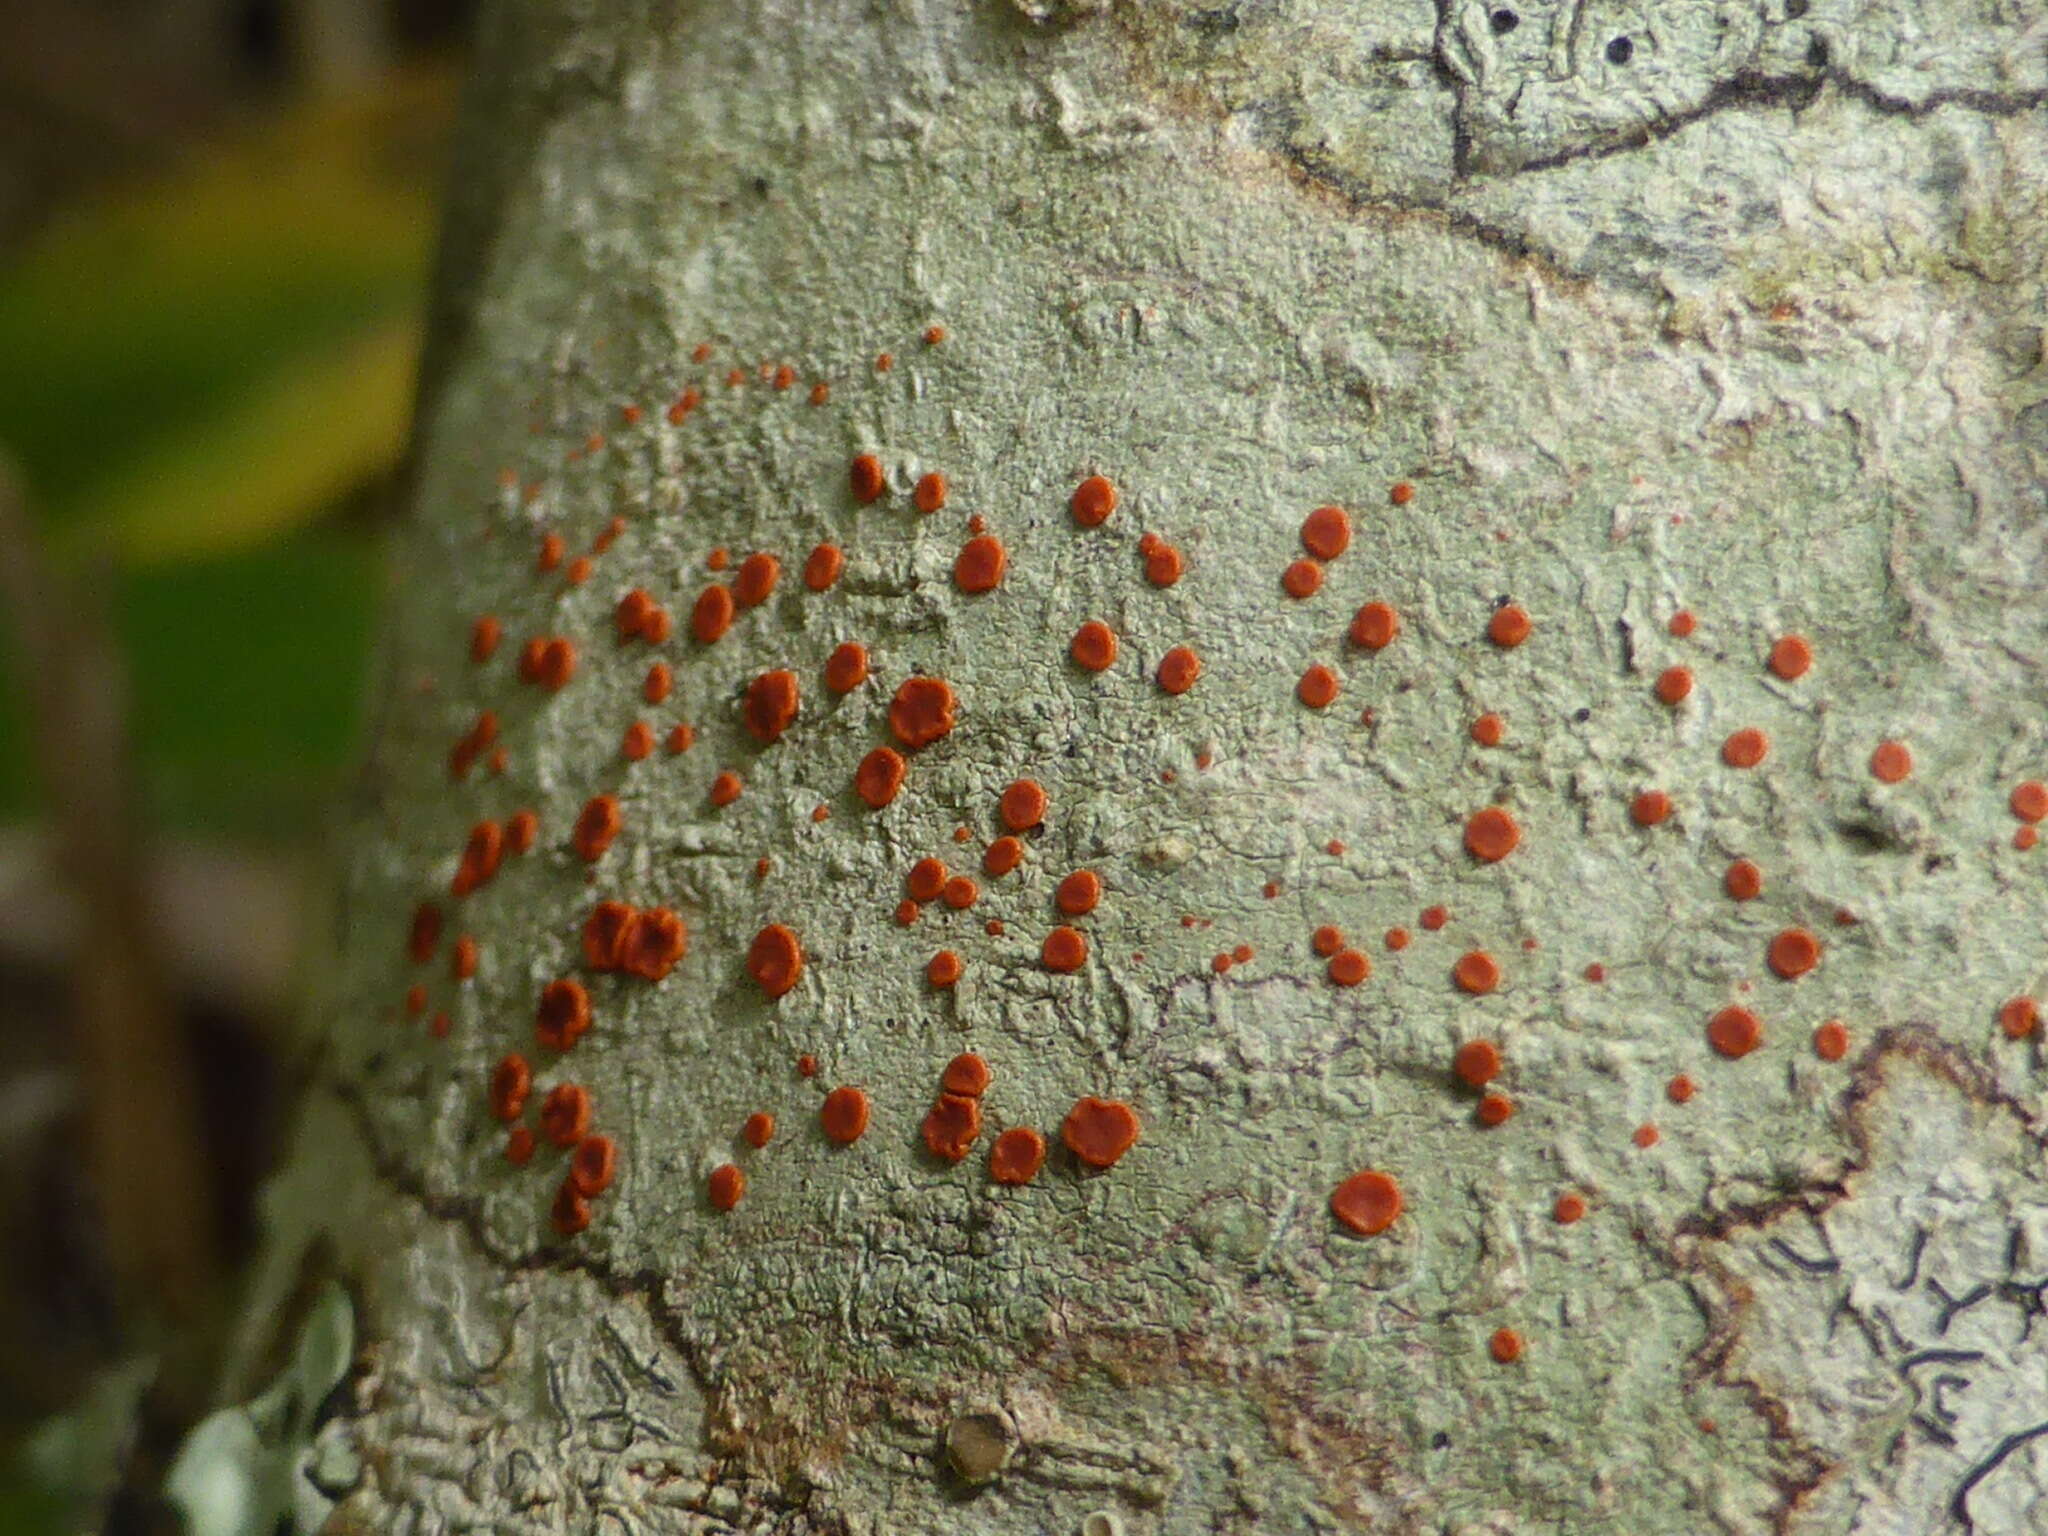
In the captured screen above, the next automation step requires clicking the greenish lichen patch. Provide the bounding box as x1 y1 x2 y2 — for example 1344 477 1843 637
237 0 2048 1530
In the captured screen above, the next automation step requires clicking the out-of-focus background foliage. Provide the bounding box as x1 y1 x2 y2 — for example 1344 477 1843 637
0 2 469 1528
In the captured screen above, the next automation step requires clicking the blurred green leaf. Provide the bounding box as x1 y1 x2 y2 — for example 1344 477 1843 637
0 531 381 841
0 72 450 532
0 71 450 841
80 317 416 563
117 532 382 841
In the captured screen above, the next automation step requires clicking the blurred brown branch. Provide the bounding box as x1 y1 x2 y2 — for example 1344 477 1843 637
0 460 223 1431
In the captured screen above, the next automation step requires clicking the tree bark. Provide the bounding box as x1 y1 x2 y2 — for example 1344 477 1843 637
220 1 2048 1531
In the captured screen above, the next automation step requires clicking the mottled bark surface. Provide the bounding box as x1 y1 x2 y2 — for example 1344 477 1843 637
225 0 2048 1531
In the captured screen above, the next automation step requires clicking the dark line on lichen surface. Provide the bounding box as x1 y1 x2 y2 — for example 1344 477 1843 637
325 1073 852 1532
1927 1278 1994 1334
1766 1237 1839 1275
1899 1348 1987 1371
1250 99 1618 296
1951 1419 2048 1533
1465 67 2046 181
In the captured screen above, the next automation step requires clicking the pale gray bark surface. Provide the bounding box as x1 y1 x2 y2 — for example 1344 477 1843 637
223 0 2048 1531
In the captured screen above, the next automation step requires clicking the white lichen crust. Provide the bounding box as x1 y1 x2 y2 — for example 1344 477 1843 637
227 0 2048 1531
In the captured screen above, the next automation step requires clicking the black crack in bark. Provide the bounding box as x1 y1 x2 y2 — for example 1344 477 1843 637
322 1070 862 1535
1243 95 1617 295
1953 1421 2048 1534
1475 69 2048 181
1425 0 2048 183
1096 2 1626 293
326 1060 1440 1530
1653 1023 2048 1534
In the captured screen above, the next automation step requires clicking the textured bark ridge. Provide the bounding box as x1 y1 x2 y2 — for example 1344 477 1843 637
227 0 2048 1531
